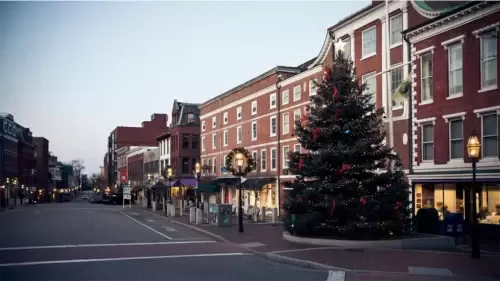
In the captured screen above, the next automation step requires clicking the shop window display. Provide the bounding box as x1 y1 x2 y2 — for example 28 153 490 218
414 183 500 225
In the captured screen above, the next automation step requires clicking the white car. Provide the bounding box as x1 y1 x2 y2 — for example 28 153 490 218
82 195 88 200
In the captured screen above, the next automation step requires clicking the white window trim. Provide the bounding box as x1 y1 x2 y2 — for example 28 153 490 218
201 120 206 132
212 133 217 149
236 106 242 120
293 85 301 102
419 51 434 105
294 108 301 122
361 25 377 60
421 122 435 163
480 112 499 159
282 90 289 105
477 29 498 93
270 147 277 171
282 145 289 169
201 136 206 152
223 130 229 147
270 93 277 109
251 121 257 141
282 112 290 135
309 79 317 96
251 150 258 171
270 115 277 137
260 149 267 172
361 72 377 107
251 101 258 115
390 63 404 110
236 126 242 144
223 112 228 124
445 41 464 99
294 144 301 153
448 117 465 162
212 116 217 128
389 13 403 48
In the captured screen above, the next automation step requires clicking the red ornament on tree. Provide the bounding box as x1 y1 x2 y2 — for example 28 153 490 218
323 67 329 81
360 197 367 205
330 199 336 216
333 86 338 99
337 163 350 175
298 159 304 170
394 202 403 210
312 128 321 141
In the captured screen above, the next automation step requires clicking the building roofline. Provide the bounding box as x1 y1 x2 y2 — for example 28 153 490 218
199 65 301 109
156 131 171 141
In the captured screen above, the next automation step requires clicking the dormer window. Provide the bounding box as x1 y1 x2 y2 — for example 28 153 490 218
187 113 196 124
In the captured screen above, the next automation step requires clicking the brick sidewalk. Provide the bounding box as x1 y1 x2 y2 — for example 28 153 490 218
164 214 500 279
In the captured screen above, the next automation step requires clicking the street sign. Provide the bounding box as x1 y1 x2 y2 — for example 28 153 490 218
240 177 247 183
123 184 131 200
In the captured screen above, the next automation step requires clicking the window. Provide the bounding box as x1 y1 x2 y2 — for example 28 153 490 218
282 112 290 135
252 151 258 169
182 134 189 149
251 121 257 141
270 116 277 137
223 130 229 147
223 112 228 124
480 32 498 89
449 119 463 160
201 136 206 151
390 64 403 108
260 149 267 171
236 106 242 120
187 113 196 124
309 80 317 96
390 14 402 46
270 148 277 171
362 26 376 58
294 144 301 153
192 135 199 149
236 126 242 144
270 93 277 109
362 72 377 106
212 158 217 175
182 157 189 174
482 114 498 158
421 123 434 161
294 108 301 121
343 38 351 60
420 53 433 102
212 133 216 149
251 101 257 115
212 116 216 128
201 121 206 132
293 85 301 101
282 90 289 105
448 43 463 96
282 146 289 168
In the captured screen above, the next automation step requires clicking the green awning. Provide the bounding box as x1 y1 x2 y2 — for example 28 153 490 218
197 183 221 193
213 177 240 186
242 177 276 190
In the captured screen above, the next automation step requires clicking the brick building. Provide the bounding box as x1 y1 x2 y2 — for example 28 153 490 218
106 113 168 186
17 127 36 188
0 114 19 186
169 100 200 178
33 137 50 201
404 1 500 226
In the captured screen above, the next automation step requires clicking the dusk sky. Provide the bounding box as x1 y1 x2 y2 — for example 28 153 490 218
0 1 368 174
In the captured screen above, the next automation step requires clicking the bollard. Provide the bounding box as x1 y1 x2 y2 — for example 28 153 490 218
166 204 171 216
272 208 278 223
189 207 196 223
260 206 266 222
171 205 176 217
195 208 202 224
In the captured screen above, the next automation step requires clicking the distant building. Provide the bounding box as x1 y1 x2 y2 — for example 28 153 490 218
0 113 20 185
107 113 168 186
156 129 171 177
33 137 50 189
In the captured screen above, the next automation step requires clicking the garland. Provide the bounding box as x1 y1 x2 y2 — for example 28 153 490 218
225 147 254 176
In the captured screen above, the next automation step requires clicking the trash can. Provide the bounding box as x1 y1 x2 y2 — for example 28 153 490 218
443 213 464 238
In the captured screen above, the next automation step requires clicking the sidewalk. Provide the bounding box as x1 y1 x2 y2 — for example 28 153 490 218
163 214 500 280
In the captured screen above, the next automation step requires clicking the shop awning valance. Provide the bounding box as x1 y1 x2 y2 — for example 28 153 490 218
197 183 221 193
171 177 197 187
213 177 240 186
242 177 276 190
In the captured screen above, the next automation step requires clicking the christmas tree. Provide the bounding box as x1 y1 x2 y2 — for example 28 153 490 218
284 50 411 240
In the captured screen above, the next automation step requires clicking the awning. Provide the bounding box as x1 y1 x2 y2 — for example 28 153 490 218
242 177 276 190
213 177 239 186
151 182 169 190
172 177 197 187
197 183 221 193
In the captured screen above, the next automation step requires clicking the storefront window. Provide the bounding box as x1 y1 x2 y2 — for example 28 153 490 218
414 183 500 224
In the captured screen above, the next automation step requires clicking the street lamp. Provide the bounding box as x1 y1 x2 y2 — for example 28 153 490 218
194 161 201 208
234 152 246 233
466 129 481 259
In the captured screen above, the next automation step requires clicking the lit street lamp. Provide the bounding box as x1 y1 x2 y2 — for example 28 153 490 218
466 129 481 259
234 152 247 233
194 161 201 208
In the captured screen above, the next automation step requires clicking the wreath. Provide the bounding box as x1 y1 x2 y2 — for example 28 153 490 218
225 147 254 176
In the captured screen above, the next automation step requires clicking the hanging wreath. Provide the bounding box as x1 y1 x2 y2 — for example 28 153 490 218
225 147 255 176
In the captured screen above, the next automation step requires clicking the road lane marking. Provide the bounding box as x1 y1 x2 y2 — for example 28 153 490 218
0 252 253 267
120 212 172 240
146 219 154 222
0 240 215 251
270 246 338 254
326 270 346 281
130 212 139 215
162 226 177 232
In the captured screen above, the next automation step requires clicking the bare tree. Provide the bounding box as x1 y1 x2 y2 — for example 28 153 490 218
71 159 85 186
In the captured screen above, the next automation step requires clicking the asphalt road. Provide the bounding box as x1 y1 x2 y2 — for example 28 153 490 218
0 195 328 281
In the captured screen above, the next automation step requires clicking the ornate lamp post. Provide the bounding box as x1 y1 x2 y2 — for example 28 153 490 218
235 153 246 233
165 166 174 201
466 129 481 259
194 161 201 208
